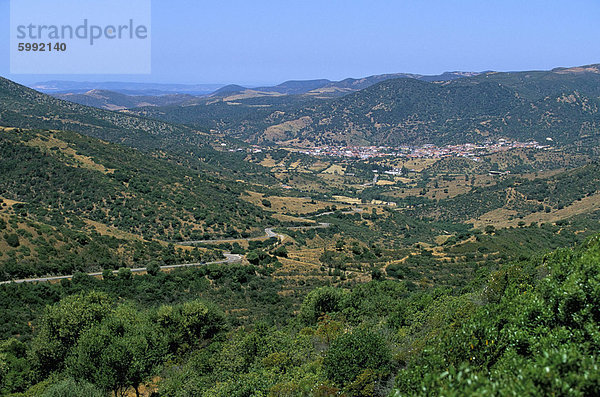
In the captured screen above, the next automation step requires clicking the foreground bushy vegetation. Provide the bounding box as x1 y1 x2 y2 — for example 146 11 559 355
1 234 599 396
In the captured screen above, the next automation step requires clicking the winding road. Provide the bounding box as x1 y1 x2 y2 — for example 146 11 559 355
177 223 331 246
0 254 242 285
0 208 353 285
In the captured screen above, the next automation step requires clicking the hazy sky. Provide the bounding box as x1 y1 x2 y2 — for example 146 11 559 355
1 0 599 85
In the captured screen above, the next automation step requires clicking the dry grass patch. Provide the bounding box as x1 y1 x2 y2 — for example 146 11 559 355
390 158 439 172
321 164 345 175
83 218 145 241
25 133 115 174
258 155 278 168
272 213 316 224
475 192 600 229
332 195 362 205
263 116 312 142
376 179 395 186
243 191 333 215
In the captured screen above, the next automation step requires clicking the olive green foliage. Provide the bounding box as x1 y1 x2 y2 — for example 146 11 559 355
393 235 600 396
0 263 293 344
299 287 350 325
0 212 201 281
155 299 228 354
29 291 114 377
4 233 19 248
3 235 600 395
68 305 167 396
0 130 271 244
146 261 161 276
0 338 30 394
40 377 104 397
323 328 392 386
0 290 227 396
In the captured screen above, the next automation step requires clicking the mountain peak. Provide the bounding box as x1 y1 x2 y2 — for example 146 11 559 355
211 84 247 96
552 64 600 74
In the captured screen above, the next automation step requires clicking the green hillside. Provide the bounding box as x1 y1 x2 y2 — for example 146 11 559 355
53 90 194 111
0 77 276 185
129 65 600 150
1 67 600 397
0 128 271 239
252 68 600 148
0 77 192 149
411 162 600 222
0 127 273 279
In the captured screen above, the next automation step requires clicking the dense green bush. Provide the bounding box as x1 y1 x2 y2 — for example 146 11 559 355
4 233 19 248
41 377 104 397
155 299 228 354
2 234 600 396
68 305 167 397
299 287 350 325
323 328 392 387
393 235 600 396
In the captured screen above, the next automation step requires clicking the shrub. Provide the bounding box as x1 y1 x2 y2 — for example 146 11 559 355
146 261 161 276
299 287 349 325
323 328 392 387
41 378 104 397
4 233 20 248
117 267 132 280
273 246 288 258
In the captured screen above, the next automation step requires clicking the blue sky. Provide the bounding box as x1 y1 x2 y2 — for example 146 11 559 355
1 0 599 85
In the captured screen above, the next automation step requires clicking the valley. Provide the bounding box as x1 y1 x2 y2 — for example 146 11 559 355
1 64 600 396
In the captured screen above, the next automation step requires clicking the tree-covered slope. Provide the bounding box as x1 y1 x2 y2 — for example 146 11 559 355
257 67 600 147
0 77 197 150
0 128 274 280
53 90 195 111
0 76 277 185
130 65 600 150
0 128 271 240
413 161 600 222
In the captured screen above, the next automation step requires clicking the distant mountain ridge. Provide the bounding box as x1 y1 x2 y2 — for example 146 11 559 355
31 81 224 95
11 64 600 151
207 71 483 99
0 77 196 149
126 64 600 150
0 76 276 186
306 71 482 97
38 70 482 110
53 90 196 111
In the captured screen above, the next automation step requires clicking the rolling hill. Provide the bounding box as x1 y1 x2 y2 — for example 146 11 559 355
31 80 223 95
0 77 282 280
53 90 195 111
200 71 481 100
0 126 274 279
0 77 198 149
128 64 600 150
0 76 275 184
410 161 600 224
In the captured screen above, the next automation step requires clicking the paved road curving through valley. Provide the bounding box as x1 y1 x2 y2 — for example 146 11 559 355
0 209 347 285
0 254 242 285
